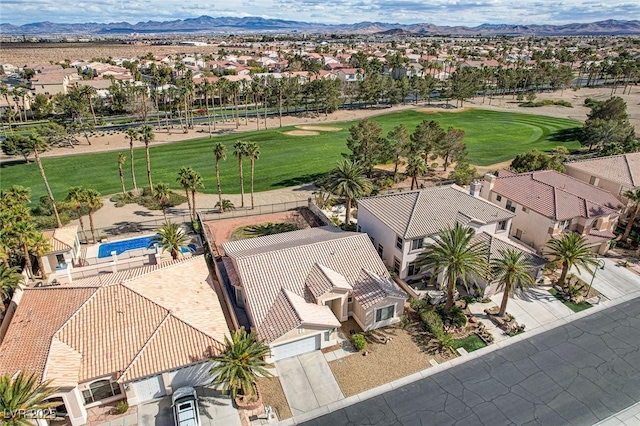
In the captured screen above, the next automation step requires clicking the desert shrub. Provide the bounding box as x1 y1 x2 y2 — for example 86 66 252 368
461 295 476 305
409 297 430 312
33 213 71 230
436 305 467 328
420 309 445 340
116 400 129 414
351 334 367 351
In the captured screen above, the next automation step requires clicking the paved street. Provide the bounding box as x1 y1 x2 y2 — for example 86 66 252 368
301 298 640 426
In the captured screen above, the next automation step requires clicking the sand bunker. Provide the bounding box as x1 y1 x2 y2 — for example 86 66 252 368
296 125 342 132
284 130 320 136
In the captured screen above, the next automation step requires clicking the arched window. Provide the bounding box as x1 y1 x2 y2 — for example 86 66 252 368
82 379 122 404
44 396 67 419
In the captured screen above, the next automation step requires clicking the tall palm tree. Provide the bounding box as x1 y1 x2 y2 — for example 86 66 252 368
65 186 89 244
78 85 98 125
545 233 598 286
153 183 172 221
416 223 490 312
0 372 57 426
213 142 227 212
29 232 51 281
491 249 536 317
328 159 373 225
26 133 61 228
187 170 204 220
177 167 195 221
125 128 139 192
0 265 24 302
151 222 191 260
209 327 273 400
233 141 249 208
83 189 102 244
199 79 214 137
406 155 426 190
245 142 260 209
12 221 36 279
117 153 127 195
140 125 155 192
621 189 640 241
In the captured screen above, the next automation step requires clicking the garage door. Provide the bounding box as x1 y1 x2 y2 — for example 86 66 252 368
271 335 320 361
132 375 164 403
167 362 213 389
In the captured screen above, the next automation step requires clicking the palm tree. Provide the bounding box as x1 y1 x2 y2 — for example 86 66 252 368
0 265 24 302
140 125 155 192
209 327 273 400
177 167 195 222
621 189 640 241
66 186 89 244
153 183 172 221
78 85 98 125
26 133 61 228
215 199 235 212
187 170 204 220
416 223 490 312
233 141 249 208
1 185 31 208
0 372 57 426
83 189 102 244
117 153 127 195
213 142 227 212
151 222 191 260
126 128 139 192
545 233 598 286
29 232 51 281
245 142 260 209
406 155 426 190
491 249 536 317
328 159 373 225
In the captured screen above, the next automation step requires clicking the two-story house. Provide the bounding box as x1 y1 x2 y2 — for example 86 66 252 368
480 170 625 254
356 185 515 280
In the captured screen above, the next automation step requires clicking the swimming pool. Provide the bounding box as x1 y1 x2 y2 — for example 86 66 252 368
97 235 197 258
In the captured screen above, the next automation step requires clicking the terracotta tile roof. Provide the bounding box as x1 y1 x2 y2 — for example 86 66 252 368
357 185 514 239
473 232 546 268
285 289 340 328
42 225 78 253
566 153 640 188
491 170 624 220
352 270 406 310
43 339 83 388
0 287 97 381
64 258 191 287
304 263 352 300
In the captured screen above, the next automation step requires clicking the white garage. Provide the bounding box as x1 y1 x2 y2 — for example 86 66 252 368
130 375 164 403
128 362 215 404
270 334 320 361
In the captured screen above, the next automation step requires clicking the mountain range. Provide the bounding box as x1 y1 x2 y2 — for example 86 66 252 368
1 17 639 36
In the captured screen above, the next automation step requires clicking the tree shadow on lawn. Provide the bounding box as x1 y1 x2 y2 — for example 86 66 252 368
548 127 582 143
270 173 326 188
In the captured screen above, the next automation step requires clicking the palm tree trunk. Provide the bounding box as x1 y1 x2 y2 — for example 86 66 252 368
21 241 33 278
38 255 47 280
162 206 167 222
559 261 569 286
239 157 245 208
119 164 126 195
88 210 97 244
145 143 153 192
345 196 352 225
130 142 137 191
191 189 197 219
621 203 640 241
498 282 511 316
250 159 255 209
212 90 217 130
185 188 193 222
216 160 224 212
206 92 212 138
77 207 89 244
235 91 240 129
34 151 62 228
445 271 456 312
88 98 97 125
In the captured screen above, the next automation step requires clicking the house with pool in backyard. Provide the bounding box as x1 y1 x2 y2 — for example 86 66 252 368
219 226 409 362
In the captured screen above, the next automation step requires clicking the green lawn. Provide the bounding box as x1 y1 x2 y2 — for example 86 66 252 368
548 288 593 313
452 334 487 352
0 109 581 202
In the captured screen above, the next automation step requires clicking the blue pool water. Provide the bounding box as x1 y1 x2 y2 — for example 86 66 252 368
98 235 197 258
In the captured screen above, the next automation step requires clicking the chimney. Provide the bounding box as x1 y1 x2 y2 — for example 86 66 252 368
484 173 496 191
470 180 482 197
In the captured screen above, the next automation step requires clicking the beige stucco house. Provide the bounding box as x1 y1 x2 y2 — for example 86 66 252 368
41 225 81 280
0 256 230 426
480 170 625 254
221 227 407 362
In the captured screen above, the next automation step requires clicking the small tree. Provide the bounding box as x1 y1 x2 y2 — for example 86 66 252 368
213 142 227 212
215 199 235 212
491 249 536 317
620 189 640 242
545 233 598 286
329 159 372 225
83 189 102 244
66 186 89 244
117 153 127 195
0 265 24 302
151 222 191 260
153 183 172 221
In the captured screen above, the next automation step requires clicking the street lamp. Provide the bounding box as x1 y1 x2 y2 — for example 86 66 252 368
586 258 606 297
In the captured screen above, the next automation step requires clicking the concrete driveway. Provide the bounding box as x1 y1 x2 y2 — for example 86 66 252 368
489 286 574 330
275 351 344 416
572 258 640 301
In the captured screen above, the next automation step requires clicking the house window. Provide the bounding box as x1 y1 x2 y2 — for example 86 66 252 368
411 238 423 250
396 236 403 250
505 200 516 213
522 207 529 213
377 244 384 258
559 219 570 230
393 257 400 274
407 262 418 276
324 330 332 342
589 176 599 185
82 380 122 405
496 195 502 202
375 305 395 322
55 254 67 270
369 237 375 245
498 220 507 231
515 229 523 240
348 296 353 303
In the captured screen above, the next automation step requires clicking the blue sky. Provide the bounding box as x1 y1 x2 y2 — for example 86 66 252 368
3 0 639 26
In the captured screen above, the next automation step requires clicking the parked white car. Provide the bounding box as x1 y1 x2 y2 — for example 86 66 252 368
172 387 201 426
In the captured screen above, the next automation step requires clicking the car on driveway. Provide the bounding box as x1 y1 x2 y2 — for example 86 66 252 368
172 387 201 426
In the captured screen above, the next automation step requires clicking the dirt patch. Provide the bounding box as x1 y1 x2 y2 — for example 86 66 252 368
283 130 320 136
295 125 342 132
256 377 292 420
329 323 439 397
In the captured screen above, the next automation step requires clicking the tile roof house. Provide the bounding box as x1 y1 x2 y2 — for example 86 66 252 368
0 256 229 426
40 224 81 280
357 185 515 280
480 170 625 254
221 227 407 362
564 153 640 205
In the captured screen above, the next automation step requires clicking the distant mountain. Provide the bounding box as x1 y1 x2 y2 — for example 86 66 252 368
1 16 639 36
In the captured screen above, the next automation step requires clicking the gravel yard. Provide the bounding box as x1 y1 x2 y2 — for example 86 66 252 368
329 323 451 397
256 377 292 420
